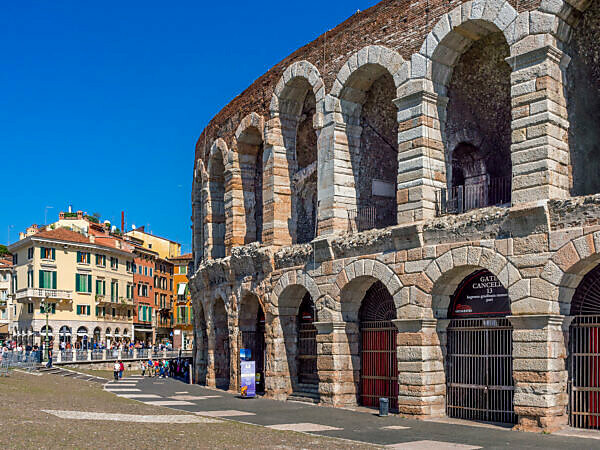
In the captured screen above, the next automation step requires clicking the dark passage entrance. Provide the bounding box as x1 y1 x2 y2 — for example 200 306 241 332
359 281 398 410
570 263 600 430
446 270 515 424
297 292 318 387
239 299 266 394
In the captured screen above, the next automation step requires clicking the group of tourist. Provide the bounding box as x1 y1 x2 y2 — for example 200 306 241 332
140 357 190 381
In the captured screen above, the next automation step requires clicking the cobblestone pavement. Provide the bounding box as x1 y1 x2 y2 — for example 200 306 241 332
102 376 600 449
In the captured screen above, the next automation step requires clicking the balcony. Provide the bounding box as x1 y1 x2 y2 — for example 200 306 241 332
15 288 72 303
436 176 511 216
95 295 133 306
347 206 396 233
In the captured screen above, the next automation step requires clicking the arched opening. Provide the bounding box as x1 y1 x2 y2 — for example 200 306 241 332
59 326 72 345
77 326 88 349
193 302 208 385
237 126 264 244
93 327 101 345
569 263 600 429
434 24 512 215
358 281 398 410
238 294 266 394
340 64 398 232
445 269 515 424
114 328 121 342
207 146 226 259
213 298 230 390
567 1 600 196
276 285 319 401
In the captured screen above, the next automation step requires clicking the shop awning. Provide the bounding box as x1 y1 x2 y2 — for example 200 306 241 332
178 283 187 295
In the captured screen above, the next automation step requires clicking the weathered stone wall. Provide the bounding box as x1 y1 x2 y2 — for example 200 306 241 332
566 0 600 196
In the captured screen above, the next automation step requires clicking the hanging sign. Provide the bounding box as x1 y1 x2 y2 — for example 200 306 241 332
240 360 256 398
449 270 510 318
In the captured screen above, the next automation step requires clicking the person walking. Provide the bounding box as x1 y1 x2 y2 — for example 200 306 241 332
46 346 53 368
113 360 120 381
119 360 124 379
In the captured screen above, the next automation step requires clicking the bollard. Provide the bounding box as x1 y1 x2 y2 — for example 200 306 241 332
379 397 389 417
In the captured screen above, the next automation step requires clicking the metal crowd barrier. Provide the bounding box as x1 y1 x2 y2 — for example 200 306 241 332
0 351 41 373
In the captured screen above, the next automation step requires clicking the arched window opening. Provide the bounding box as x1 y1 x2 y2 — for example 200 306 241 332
213 298 230 390
207 148 226 259
237 127 264 244
238 294 266 394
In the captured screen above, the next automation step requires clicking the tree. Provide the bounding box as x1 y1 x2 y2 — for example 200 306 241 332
0 245 9 256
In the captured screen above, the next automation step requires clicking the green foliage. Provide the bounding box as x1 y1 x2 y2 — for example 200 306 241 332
85 215 99 224
0 245 9 256
63 212 78 218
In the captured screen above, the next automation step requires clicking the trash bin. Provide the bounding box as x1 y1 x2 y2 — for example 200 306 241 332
379 397 389 417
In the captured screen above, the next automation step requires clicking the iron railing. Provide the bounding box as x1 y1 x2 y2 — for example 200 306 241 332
298 323 318 386
570 315 600 430
446 317 516 424
436 176 511 216
347 206 396 233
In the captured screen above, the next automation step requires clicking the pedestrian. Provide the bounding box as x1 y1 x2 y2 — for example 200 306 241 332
46 346 53 368
113 360 120 381
141 360 146 377
119 360 124 379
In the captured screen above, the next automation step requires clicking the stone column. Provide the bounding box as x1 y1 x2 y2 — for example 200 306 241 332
314 321 356 407
508 315 568 432
393 318 445 418
508 44 571 204
262 116 296 247
225 164 245 252
205 325 217 388
394 80 447 224
316 110 361 236
263 315 291 400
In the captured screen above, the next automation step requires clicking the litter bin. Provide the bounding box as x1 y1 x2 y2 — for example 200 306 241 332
379 397 389 417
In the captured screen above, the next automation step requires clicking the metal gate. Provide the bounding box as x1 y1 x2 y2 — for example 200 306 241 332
446 318 516 424
359 281 398 410
239 325 265 393
297 292 318 385
569 263 600 429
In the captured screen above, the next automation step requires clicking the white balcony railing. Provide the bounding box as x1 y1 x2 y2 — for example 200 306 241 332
15 288 73 302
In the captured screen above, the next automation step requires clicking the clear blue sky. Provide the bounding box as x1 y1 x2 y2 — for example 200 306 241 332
1 1 378 252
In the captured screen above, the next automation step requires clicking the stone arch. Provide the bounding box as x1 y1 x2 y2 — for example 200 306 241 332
192 300 208 385
328 46 405 231
421 246 523 319
541 232 600 315
270 270 320 310
264 61 325 246
192 159 206 268
210 295 231 390
233 112 266 245
205 139 229 259
332 259 403 317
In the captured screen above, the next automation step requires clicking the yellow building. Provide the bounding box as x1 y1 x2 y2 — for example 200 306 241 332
169 253 193 350
8 227 135 348
125 227 181 259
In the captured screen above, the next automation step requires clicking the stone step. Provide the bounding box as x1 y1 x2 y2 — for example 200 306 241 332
288 390 320 404
296 383 319 394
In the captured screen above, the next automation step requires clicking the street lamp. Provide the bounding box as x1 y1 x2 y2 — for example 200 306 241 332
41 297 51 361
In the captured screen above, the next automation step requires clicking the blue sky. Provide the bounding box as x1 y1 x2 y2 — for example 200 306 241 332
1 1 378 251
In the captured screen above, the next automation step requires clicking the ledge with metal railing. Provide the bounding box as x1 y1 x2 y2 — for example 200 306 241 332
15 288 73 303
347 205 396 234
436 176 511 216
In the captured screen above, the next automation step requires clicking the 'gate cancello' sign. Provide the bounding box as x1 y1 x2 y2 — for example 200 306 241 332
449 270 510 318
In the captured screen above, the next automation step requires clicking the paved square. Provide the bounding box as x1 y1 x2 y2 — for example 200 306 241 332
42 410 219 424
117 394 162 399
382 425 411 430
143 400 195 406
169 395 220 401
267 423 343 432
195 410 256 417
387 441 481 449
104 388 141 392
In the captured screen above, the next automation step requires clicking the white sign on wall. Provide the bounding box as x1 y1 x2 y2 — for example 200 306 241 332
174 330 181 335
372 179 395 198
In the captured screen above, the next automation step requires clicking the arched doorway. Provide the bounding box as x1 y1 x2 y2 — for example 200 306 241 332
77 326 88 349
213 298 230 390
59 326 72 346
446 269 515 424
297 292 317 389
569 263 600 430
359 281 398 410
238 294 266 394
93 327 101 346
194 302 208 385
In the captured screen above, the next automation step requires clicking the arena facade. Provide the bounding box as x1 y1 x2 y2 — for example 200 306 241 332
188 0 600 432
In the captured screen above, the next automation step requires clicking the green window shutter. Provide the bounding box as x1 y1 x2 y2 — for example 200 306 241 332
39 270 43 288
87 274 92 292
52 271 57 289
40 247 44 258
75 274 79 292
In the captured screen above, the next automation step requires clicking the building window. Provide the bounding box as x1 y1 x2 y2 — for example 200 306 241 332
27 303 34 314
39 270 57 289
111 308 115 317
40 302 56 314
178 265 187 275
12 254 18 265
111 281 119 302
75 274 92 293
126 261 132 272
41 247 55 260
28 247 34 259
27 270 33 288
96 279 106 296
149 268 153 277
76 251 91 264
110 257 119 270
96 254 106 267
76 305 91 315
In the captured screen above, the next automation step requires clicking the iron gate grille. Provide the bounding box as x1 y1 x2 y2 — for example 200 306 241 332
569 315 600 430
298 323 318 385
360 320 398 410
446 317 516 424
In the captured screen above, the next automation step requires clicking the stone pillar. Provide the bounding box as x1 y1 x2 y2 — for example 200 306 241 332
314 321 356 407
225 164 245 252
508 44 571 204
264 315 293 400
262 116 296 247
394 80 447 224
508 315 568 432
205 325 217 388
393 318 445 418
316 112 361 236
